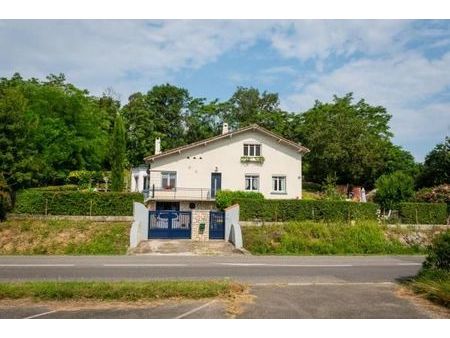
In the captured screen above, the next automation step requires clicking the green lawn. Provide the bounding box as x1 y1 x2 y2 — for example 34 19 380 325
0 280 243 301
0 219 130 255
407 268 450 308
242 220 425 255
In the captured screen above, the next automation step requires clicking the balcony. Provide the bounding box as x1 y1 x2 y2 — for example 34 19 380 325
143 186 212 201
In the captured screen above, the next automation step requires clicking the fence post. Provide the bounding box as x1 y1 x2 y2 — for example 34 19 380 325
90 200 93 217
45 198 48 216
415 208 418 224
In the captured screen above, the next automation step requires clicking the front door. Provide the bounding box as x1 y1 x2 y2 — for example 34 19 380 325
211 173 222 198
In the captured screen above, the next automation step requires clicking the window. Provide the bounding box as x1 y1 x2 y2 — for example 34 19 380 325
134 176 139 192
272 176 286 193
143 176 149 190
245 175 259 191
161 172 176 189
243 144 261 157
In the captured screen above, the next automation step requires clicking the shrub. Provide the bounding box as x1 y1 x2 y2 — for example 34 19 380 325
423 230 450 270
235 198 378 222
374 171 415 210
0 175 12 221
415 184 450 214
303 181 322 192
398 202 447 224
32 185 79 191
215 190 264 210
13 189 143 216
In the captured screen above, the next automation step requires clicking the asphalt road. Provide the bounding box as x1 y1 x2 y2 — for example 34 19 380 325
2 255 446 319
0 255 423 283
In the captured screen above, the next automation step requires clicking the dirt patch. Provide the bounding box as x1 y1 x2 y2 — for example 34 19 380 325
220 283 255 318
396 286 450 319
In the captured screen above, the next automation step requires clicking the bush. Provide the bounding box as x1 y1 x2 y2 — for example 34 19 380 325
0 174 12 221
32 185 79 191
303 182 322 192
13 189 143 216
215 190 264 210
374 171 415 210
423 230 450 270
235 198 378 222
415 184 450 214
398 202 447 224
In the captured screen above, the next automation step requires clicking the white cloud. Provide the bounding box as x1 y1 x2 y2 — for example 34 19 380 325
283 52 450 160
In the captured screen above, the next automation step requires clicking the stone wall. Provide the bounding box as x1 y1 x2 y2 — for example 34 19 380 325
191 210 210 241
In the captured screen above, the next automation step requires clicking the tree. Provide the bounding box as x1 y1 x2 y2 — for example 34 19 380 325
110 114 126 191
416 137 450 188
374 171 415 210
297 93 400 187
0 173 12 221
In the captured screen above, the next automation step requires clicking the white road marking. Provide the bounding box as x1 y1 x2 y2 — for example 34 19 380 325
216 263 353 267
174 300 216 319
0 264 74 267
102 264 188 267
25 310 59 319
396 263 421 266
253 282 395 286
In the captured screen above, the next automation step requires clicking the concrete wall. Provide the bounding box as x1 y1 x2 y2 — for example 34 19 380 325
149 130 303 199
225 204 242 248
129 202 149 248
191 210 210 241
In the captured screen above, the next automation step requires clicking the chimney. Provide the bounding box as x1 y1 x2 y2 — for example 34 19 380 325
155 138 161 155
222 122 229 135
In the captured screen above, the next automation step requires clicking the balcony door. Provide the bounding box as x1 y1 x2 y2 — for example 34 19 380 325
211 173 222 198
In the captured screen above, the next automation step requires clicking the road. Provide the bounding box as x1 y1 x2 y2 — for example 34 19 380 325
0 255 423 283
1 255 447 319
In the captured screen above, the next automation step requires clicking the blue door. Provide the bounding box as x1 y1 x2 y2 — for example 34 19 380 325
149 210 191 239
211 173 222 198
209 211 225 240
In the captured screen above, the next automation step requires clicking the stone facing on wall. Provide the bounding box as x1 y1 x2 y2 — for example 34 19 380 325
191 210 210 241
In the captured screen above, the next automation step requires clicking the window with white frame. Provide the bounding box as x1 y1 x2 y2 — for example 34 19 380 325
161 172 176 189
245 175 259 191
243 144 261 157
272 176 286 193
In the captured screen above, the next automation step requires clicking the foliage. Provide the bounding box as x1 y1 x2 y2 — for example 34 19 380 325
374 171 415 210
0 280 239 301
240 156 265 164
398 202 448 224
13 189 143 216
235 198 378 222
67 171 107 189
0 73 111 191
296 93 416 187
415 184 450 214
321 174 345 200
408 268 450 308
303 181 322 192
0 173 12 221
423 230 450 270
242 221 421 255
416 137 450 188
110 114 126 191
215 190 264 210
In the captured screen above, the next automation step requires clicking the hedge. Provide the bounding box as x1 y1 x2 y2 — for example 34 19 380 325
215 190 264 210
399 202 448 224
234 198 378 222
13 189 143 216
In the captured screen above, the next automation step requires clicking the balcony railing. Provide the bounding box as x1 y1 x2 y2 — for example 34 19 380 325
143 186 212 201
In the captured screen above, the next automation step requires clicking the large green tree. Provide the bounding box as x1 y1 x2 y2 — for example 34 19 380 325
416 137 450 188
110 114 126 191
296 93 412 187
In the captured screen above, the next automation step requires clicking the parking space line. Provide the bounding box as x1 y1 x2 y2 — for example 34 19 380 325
103 264 188 267
253 282 395 286
0 264 74 267
25 310 59 319
174 300 216 319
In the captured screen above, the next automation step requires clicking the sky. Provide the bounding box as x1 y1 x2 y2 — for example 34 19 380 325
1 20 449 162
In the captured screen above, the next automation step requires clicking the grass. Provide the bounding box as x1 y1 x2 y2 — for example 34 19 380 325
0 280 243 301
407 268 450 308
0 219 130 255
242 220 425 255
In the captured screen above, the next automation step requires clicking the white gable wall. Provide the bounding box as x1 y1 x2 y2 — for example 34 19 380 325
148 130 303 199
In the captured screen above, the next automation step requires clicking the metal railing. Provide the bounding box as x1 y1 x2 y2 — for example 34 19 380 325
143 185 212 200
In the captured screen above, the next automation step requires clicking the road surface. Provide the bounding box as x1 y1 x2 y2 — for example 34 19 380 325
1 255 446 319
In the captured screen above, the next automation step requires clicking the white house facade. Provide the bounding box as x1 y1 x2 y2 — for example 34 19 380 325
131 124 309 208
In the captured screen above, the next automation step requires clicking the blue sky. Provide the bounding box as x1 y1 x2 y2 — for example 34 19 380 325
1 20 449 161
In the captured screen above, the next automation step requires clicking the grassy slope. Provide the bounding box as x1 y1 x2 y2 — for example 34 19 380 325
0 219 130 255
0 280 243 301
242 220 424 255
408 269 450 308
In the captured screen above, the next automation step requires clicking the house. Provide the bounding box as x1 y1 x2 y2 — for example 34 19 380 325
130 123 309 241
